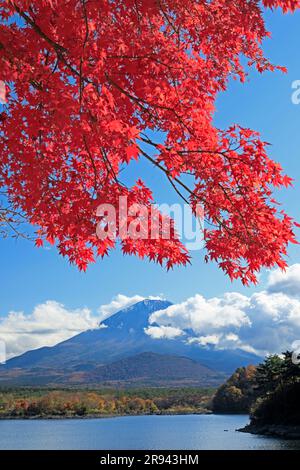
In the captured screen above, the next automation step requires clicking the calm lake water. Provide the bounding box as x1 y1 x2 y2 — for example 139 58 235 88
0 414 300 450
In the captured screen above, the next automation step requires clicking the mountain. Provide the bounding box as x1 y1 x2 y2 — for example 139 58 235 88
0 352 223 387
0 299 261 387
85 352 219 386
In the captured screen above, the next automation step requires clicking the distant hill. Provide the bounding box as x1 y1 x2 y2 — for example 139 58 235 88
87 352 219 386
0 352 223 387
0 299 261 387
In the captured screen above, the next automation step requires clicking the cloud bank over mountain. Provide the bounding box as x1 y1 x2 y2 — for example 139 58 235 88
147 264 300 356
0 295 154 359
1 266 300 359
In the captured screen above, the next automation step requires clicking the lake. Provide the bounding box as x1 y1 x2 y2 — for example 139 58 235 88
0 414 299 450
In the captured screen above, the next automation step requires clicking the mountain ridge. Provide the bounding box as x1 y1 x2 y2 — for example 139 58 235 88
0 299 261 386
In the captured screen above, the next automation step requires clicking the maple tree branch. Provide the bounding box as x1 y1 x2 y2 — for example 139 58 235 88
100 147 120 186
104 74 191 134
0 203 31 240
137 145 232 234
10 2 83 82
106 54 188 76
139 135 254 238
139 134 244 163
82 135 99 195
166 176 190 205
157 0 181 38
104 74 159 121
139 142 258 243
79 0 90 109
134 0 142 33
139 133 258 234
10 2 190 136
10 2 67 54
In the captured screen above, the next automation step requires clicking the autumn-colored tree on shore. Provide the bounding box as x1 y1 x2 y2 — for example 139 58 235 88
0 0 299 283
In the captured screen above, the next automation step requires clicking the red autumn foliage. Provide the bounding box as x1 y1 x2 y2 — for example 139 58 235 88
0 1 299 284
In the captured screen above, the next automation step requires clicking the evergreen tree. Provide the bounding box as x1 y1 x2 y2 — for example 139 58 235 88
255 355 284 395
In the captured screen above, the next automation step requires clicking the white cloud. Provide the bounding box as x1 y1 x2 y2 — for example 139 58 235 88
225 333 239 342
0 301 99 359
188 334 221 346
98 294 164 321
144 325 183 339
267 263 300 297
146 266 300 357
149 293 251 334
0 294 165 359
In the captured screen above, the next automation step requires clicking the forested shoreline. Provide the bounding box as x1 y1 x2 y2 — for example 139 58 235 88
2 351 299 433
212 352 300 438
0 387 214 419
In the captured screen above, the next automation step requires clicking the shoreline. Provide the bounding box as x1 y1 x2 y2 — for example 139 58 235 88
238 423 300 440
0 409 212 420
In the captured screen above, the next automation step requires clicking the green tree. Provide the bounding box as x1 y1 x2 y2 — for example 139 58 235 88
255 355 284 395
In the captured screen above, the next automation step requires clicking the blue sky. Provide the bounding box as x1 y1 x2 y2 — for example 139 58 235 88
1 8 300 322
